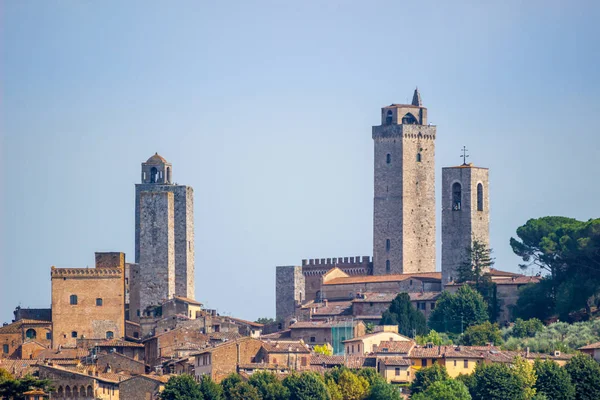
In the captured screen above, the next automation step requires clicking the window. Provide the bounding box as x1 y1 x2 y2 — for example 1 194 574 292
137 309 140 317
477 183 484 211
272 357 277 364
409 279 413 286
46 332 52 340
106 331 114 339
386 239 390 251
422 359 428 367
395 367 400 376
385 260 390 273
416 153 422 162
454 360 457 367
464 360 469 368
402 113 418 124
150 167 158 183
431 303 435 310
452 182 462 211
2 344 8 354
386 110 393 125
70 294 78 305
71 331 78 338
386 154 391 164
301 357 307 366
352 345 355 353
25 329 36 339
310 337 316 343
96 298 103 306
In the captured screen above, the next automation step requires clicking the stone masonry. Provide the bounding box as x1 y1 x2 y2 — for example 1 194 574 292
134 153 195 320
441 165 490 285
372 89 436 275
275 266 305 321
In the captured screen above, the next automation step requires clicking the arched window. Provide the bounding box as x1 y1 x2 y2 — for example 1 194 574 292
166 167 171 183
477 183 484 211
87 386 93 397
386 239 390 252
65 385 71 397
25 329 36 339
385 260 390 273
57 386 64 397
402 113 418 124
386 154 391 164
71 331 78 338
70 295 78 305
452 182 462 211
150 167 158 183
73 386 78 397
385 110 393 125
416 153 422 162
80 386 86 397
106 331 114 339
96 298 103 306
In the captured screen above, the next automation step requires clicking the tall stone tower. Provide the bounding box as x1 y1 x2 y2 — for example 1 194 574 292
133 153 194 319
441 161 489 285
372 89 436 275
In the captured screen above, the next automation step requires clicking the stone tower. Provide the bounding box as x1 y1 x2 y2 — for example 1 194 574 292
133 153 194 319
441 162 489 285
372 89 436 275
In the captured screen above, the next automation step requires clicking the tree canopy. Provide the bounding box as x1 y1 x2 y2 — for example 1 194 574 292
411 379 472 400
564 353 600 400
160 374 204 400
534 359 575 400
428 285 489 334
380 292 427 336
460 321 503 346
410 363 450 395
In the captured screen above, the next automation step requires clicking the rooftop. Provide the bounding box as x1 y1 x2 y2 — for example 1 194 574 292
323 272 441 286
145 152 168 164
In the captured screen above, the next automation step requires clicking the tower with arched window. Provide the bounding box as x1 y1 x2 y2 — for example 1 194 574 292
441 162 490 285
133 153 195 322
372 88 437 275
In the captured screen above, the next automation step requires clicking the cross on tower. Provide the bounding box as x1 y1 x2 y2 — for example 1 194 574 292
461 146 469 165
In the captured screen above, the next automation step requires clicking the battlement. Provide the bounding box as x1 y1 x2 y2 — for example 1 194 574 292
50 266 123 279
302 256 371 266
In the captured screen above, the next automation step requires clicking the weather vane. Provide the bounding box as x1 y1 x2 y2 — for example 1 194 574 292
461 146 469 165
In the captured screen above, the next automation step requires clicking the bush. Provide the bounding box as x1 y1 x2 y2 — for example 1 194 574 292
533 359 575 400
411 379 472 400
460 321 503 346
410 364 450 394
565 353 600 400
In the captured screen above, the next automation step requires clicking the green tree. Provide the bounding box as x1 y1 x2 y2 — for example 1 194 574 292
0 374 54 400
513 281 555 321
411 379 472 400
314 344 332 356
256 317 275 325
366 382 402 400
460 321 503 346
458 240 495 285
513 318 545 338
355 368 385 387
199 375 224 400
160 375 203 400
380 293 427 337
283 371 329 400
428 286 489 334
513 356 537 400
248 371 290 400
416 329 443 345
565 353 600 400
533 359 575 400
227 382 261 400
410 364 450 395
470 363 527 400
336 369 369 400
220 374 242 399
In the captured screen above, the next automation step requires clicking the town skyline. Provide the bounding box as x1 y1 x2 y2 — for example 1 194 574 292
2 1 599 325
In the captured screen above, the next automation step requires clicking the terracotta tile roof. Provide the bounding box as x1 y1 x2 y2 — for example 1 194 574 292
36 347 87 360
309 355 376 369
94 339 144 348
0 359 39 377
409 346 444 358
311 301 353 316
225 317 264 328
375 340 415 354
126 320 141 327
380 357 412 366
352 292 441 303
383 104 421 109
146 153 168 164
323 272 441 286
488 268 523 277
579 341 600 350
0 319 51 334
173 296 203 306
343 331 411 344
261 340 311 354
261 330 292 340
290 320 359 329
446 276 541 287
208 331 242 341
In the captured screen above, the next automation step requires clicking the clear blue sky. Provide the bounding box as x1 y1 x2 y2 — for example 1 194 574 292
1 1 599 324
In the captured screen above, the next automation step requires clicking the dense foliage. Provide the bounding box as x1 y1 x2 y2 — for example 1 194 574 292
160 374 204 400
533 359 576 400
511 217 600 320
411 379 472 400
381 292 427 336
460 321 503 346
564 353 600 400
0 370 54 400
428 285 489 334
410 363 450 394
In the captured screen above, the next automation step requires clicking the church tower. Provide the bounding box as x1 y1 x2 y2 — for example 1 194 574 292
372 89 436 275
133 153 195 319
441 156 489 285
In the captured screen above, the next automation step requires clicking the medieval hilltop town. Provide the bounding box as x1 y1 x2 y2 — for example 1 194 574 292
2 90 599 400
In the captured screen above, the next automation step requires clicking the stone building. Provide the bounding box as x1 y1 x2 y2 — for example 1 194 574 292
441 163 490 284
50 255 125 349
0 319 52 359
132 153 194 321
193 337 264 383
118 374 169 400
38 364 122 400
372 89 436 275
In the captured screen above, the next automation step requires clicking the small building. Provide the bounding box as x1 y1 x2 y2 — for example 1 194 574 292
23 389 48 400
96 352 146 375
38 364 122 400
579 342 600 362
256 340 311 370
343 327 411 356
378 357 412 384
374 340 415 357
289 320 366 355
0 319 52 359
119 374 170 400
193 337 264 383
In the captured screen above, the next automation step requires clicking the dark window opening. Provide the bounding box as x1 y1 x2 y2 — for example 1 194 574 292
422 359 428 367
402 113 418 124
395 367 400 376
452 182 462 211
2 344 8 354
70 294 78 305
310 337 316 343
386 239 390 252
133 332 139 339
25 329 36 339
96 298 103 306
150 167 158 183
416 153 422 162
106 331 114 339
385 260 390 273
385 110 393 125
386 154 391 164
477 183 484 211
464 360 469 368
46 332 52 340
71 331 78 338
166 167 171 183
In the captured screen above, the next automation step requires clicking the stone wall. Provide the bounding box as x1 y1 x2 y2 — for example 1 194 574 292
321 278 440 301
51 267 124 349
119 376 165 400
96 352 145 374
441 166 490 285
373 115 436 275
301 257 371 302
275 266 305 321
95 252 125 269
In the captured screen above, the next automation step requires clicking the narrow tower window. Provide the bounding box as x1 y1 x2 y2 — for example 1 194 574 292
96 298 103 306
402 113 418 124
416 153 422 162
386 239 390 251
385 260 390 273
386 154 391 164
452 182 462 211
385 110 393 125
70 295 78 305
166 167 171 183
477 183 484 211
150 167 158 183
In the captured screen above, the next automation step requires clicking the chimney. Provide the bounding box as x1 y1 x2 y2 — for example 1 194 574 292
526 347 530 357
323 299 328 307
